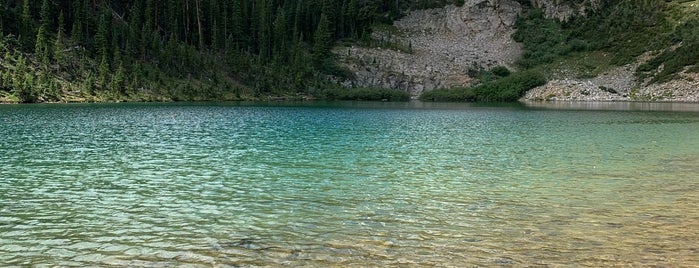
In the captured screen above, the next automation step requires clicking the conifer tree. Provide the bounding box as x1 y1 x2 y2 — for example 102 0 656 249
40 0 50 27
54 26 66 72
230 0 245 49
111 47 125 93
321 0 339 39
273 8 288 63
20 0 32 47
167 0 179 38
209 0 221 50
71 0 84 45
126 0 143 57
196 0 204 50
35 25 49 65
95 12 109 59
112 61 126 93
98 53 110 89
257 0 273 61
313 13 332 64
0 1 4 35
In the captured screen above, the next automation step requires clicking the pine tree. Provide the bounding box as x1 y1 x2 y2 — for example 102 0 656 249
167 0 179 38
273 8 288 63
39 0 50 27
209 0 221 50
126 0 143 57
0 1 4 35
313 13 332 64
35 25 50 66
321 0 339 39
54 26 66 72
112 62 126 94
71 0 84 45
257 0 273 61
95 12 109 59
20 0 33 48
345 0 360 38
57 10 65 35
230 0 245 49
111 47 125 93
98 53 110 89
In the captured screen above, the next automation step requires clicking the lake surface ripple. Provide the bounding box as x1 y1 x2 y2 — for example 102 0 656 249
1 102 698 267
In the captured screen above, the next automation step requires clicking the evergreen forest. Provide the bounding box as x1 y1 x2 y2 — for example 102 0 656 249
0 0 463 103
0 0 697 103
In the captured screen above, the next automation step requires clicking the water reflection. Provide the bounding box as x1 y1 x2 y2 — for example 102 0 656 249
522 100 699 112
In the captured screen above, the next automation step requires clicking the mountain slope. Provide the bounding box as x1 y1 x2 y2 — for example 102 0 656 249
336 0 699 102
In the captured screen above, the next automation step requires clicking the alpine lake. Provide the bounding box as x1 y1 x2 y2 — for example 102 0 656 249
1 101 698 267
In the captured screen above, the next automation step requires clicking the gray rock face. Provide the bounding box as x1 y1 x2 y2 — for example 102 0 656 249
521 61 699 102
335 0 524 97
336 0 699 102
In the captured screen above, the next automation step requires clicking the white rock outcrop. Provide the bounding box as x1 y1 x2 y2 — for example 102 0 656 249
335 0 524 97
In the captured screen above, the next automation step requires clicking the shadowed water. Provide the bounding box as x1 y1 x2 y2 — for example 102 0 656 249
1 102 698 267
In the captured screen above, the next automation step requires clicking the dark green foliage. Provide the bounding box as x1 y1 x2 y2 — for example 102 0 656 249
511 0 698 86
491 66 511 77
566 0 670 65
20 0 33 48
636 18 699 83
313 13 333 62
324 87 410 101
408 0 465 10
34 25 49 65
514 0 673 68
421 71 546 102
3 0 460 102
512 9 568 68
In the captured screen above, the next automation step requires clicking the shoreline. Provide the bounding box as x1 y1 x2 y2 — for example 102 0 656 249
3 98 699 106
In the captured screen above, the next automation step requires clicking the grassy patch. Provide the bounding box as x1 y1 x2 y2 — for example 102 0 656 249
528 50 615 80
420 71 546 102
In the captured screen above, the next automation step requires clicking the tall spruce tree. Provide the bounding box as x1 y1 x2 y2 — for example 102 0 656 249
95 12 109 59
273 8 288 63
257 0 273 61
313 13 332 65
20 0 33 48
35 0 51 66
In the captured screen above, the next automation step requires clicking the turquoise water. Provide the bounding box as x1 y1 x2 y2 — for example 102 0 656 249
1 101 698 267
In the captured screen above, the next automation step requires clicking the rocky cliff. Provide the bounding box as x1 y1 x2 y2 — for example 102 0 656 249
336 0 699 102
521 60 699 102
335 0 524 98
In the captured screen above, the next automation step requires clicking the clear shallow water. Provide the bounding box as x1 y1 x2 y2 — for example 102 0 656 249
1 101 698 267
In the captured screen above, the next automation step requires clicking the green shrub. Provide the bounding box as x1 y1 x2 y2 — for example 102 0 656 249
636 17 699 83
514 0 672 69
513 9 568 68
323 87 410 101
491 66 511 77
421 71 546 102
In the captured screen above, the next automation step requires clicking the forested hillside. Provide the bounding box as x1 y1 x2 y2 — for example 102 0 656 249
0 0 463 103
1 0 697 103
